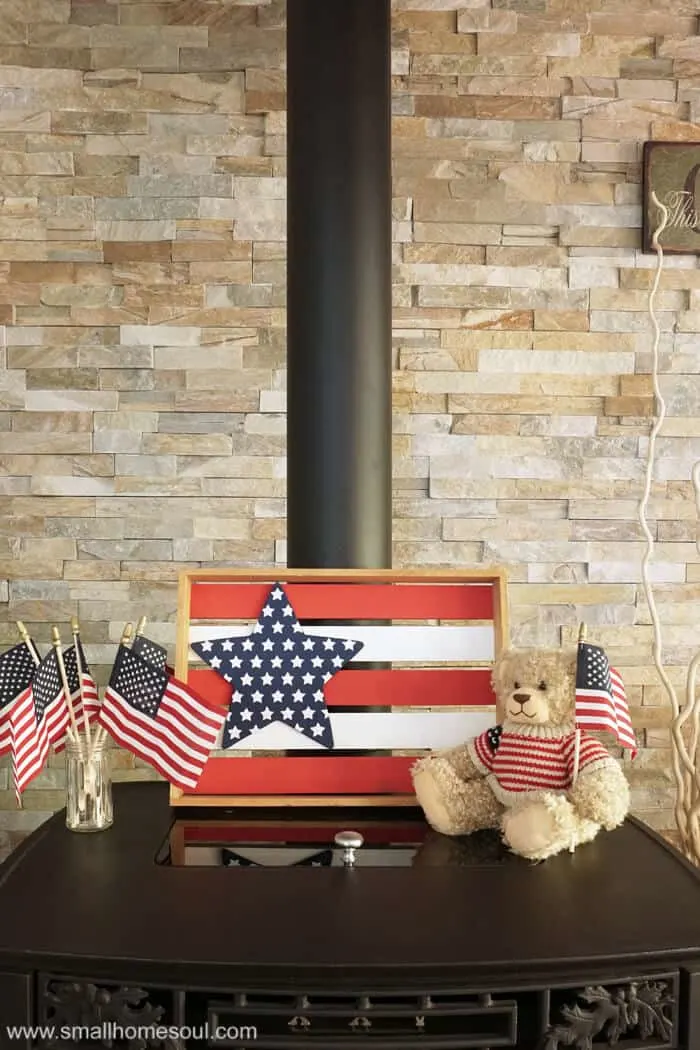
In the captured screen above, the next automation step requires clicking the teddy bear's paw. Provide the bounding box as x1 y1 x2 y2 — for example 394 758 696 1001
502 796 597 861
413 759 501 837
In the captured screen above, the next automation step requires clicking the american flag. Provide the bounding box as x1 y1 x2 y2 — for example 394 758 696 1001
0 641 37 756
575 642 637 756
52 639 101 753
191 583 364 750
97 644 227 791
10 648 70 799
131 633 172 675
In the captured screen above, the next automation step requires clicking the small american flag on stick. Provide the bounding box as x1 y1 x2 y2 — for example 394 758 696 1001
52 639 101 753
0 641 37 756
575 641 637 756
98 643 226 791
10 648 70 800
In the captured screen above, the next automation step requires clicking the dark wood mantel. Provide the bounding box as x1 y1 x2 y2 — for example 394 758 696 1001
1 782 699 1048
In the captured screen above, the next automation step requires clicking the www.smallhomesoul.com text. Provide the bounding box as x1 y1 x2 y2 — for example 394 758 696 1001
4 1022 258 1042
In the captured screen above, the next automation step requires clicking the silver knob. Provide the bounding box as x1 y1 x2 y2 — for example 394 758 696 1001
335 830 364 866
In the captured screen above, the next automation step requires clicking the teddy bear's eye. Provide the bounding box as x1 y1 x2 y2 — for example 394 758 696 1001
538 681 547 691
513 681 520 690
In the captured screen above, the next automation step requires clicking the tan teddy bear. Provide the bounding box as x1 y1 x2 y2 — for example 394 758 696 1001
412 647 630 861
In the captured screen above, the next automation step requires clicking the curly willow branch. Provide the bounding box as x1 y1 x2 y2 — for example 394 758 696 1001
641 191 700 862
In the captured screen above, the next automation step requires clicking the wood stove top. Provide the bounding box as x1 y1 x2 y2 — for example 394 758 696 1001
1 781 699 991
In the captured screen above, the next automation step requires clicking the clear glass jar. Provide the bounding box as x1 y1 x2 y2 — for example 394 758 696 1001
65 736 113 833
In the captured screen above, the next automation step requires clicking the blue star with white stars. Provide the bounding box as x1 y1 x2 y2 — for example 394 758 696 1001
191 582 364 750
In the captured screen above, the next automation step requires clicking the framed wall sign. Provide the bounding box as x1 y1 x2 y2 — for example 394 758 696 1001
643 140 700 254
172 567 508 809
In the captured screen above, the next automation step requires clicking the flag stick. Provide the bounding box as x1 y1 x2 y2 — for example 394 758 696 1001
572 622 586 784
52 627 84 761
90 622 133 757
71 616 93 750
16 621 40 667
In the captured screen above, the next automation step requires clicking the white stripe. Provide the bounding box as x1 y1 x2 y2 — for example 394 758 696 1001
212 710 494 751
189 624 495 663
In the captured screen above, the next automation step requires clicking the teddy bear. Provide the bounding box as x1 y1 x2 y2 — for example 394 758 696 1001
411 647 630 861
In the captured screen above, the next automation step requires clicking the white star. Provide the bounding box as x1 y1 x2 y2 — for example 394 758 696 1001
281 707 293 720
221 640 234 652
240 673 253 687
342 640 356 650
251 655 262 669
261 638 274 652
211 656 222 669
302 638 314 651
261 707 273 721
310 724 325 738
261 672 273 686
229 726 242 739
302 706 314 720
262 604 274 617
241 708 253 722
282 638 294 651
271 621 284 634
332 655 344 667
242 638 254 652
293 689 304 703
291 655 303 668
230 655 242 668
282 605 293 617
271 587 284 601
251 690 263 703
323 638 336 650
313 689 324 702
302 672 314 685
311 655 323 668
272 690 284 703
271 655 283 668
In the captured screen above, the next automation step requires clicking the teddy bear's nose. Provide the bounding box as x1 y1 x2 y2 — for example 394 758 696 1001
513 693 531 705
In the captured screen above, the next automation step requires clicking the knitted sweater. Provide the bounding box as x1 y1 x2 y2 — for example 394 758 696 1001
467 721 614 805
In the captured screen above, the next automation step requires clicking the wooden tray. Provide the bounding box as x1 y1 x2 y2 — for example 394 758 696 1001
171 567 508 809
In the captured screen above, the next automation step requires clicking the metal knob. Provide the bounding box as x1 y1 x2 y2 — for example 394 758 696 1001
334 830 364 866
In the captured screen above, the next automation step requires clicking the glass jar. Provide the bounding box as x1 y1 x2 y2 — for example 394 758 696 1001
65 736 113 833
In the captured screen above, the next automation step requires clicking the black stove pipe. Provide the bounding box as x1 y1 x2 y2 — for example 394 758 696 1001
286 0 392 569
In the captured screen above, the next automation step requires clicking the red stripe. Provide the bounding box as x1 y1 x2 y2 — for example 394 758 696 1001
189 582 494 621
185 667 496 710
187 756 415 796
182 823 427 845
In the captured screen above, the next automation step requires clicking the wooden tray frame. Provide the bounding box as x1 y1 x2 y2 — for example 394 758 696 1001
170 567 509 809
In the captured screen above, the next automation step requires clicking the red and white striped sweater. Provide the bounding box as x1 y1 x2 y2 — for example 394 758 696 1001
467 723 614 803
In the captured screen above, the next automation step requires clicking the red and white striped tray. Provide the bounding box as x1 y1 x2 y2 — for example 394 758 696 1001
172 568 508 808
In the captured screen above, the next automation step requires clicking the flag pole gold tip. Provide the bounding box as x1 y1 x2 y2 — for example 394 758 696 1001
578 623 587 643
121 622 133 645
136 616 147 636
16 620 29 640
71 615 80 633
51 625 61 646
